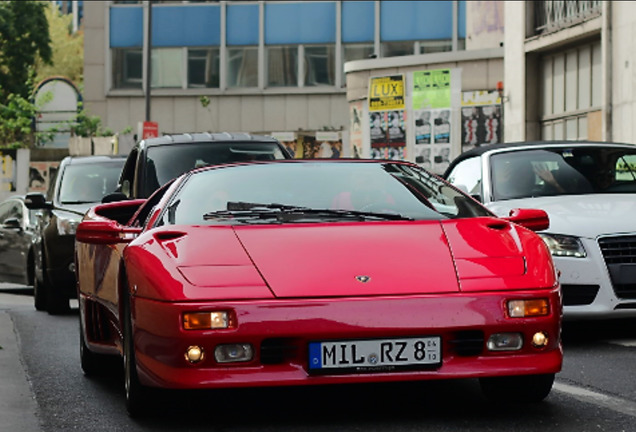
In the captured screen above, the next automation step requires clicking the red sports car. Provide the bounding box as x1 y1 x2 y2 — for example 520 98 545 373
75 159 562 416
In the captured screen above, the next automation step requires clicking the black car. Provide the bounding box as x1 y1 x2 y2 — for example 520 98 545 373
0 195 38 285
106 132 292 201
25 155 126 314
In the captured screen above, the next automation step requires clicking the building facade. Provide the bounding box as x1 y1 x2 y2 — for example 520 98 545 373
83 0 467 157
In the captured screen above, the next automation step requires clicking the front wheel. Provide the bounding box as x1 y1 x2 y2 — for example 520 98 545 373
123 295 151 417
479 373 555 403
33 273 46 312
79 322 112 376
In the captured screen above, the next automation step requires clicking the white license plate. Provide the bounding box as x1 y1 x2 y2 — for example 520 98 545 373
308 336 441 372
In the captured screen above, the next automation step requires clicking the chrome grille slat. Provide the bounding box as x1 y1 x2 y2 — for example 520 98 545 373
599 236 636 299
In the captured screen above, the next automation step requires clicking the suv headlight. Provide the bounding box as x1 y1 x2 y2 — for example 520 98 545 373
538 233 586 258
56 215 81 236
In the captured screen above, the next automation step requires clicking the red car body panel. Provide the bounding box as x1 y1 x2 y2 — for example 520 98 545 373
77 212 562 390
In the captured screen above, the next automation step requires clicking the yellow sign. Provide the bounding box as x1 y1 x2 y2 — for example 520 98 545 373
369 75 405 111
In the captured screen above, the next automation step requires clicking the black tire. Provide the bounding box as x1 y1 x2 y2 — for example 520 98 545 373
33 274 46 312
123 293 151 417
46 284 70 315
479 373 555 403
79 321 110 377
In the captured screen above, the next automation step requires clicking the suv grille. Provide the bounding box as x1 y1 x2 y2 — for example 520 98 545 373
598 236 636 299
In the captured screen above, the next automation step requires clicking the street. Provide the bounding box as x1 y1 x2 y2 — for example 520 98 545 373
2 288 636 431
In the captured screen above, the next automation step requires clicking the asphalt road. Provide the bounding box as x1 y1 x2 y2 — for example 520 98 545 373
3 286 636 431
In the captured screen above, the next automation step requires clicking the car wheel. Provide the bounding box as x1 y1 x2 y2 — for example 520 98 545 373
479 373 555 403
46 283 70 315
33 274 46 312
123 293 150 417
79 322 110 377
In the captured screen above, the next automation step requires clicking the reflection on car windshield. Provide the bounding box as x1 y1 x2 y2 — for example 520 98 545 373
491 147 636 200
160 162 492 226
59 162 124 204
143 142 287 197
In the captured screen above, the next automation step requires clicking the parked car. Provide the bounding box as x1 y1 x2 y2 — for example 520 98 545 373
25 155 126 314
444 140 636 320
0 195 38 285
104 132 292 202
76 159 562 416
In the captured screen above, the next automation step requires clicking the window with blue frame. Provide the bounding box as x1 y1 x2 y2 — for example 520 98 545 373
227 3 258 88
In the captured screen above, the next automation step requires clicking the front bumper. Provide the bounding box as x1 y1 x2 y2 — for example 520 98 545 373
556 237 636 320
130 288 563 389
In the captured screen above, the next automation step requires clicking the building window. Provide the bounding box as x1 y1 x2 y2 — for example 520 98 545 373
228 47 258 88
382 41 416 58
151 48 182 88
188 48 220 88
418 40 453 54
304 45 335 86
540 41 601 140
267 46 297 87
112 48 143 89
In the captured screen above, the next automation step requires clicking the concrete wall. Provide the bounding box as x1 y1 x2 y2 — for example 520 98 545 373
611 1 636 143
502 1 526 142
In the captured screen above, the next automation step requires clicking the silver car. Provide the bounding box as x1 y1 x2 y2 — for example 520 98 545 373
444 140 636 320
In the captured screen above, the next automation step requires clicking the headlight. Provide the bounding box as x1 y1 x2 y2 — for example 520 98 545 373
56 215 81 236
538 233 586 258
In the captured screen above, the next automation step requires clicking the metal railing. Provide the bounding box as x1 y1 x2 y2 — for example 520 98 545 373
534 0 602 35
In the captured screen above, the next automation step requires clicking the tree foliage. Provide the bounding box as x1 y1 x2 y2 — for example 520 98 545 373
35 2 84 88
0 1 52 103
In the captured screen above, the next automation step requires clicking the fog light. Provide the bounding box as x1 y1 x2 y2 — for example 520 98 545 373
214 343 253 363
532 332 549 348
185 345 205 364
487 333 523 351
183 311 232 330
508 299 549 318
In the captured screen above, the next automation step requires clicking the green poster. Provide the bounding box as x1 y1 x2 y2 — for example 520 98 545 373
412 69 451 110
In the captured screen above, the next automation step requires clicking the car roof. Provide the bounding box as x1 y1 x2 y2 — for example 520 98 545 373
444 140 636 177
137 132 281 150
62 155 127 165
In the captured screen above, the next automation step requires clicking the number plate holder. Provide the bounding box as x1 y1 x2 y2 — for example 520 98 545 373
308 336 442 374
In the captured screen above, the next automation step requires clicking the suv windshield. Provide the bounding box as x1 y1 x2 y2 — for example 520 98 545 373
142 142 287 197
58 161 124 204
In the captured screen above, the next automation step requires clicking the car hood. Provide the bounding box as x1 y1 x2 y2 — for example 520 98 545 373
56 202 96 216
133 218 554 301
486 194 636 238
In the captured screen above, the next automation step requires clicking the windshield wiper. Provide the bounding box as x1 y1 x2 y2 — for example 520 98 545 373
203 201 414 221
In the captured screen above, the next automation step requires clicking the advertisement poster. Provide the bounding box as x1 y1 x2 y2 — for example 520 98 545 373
461 90 502 152
315 131 342 158
412 69 451 110
369 110 406 160
412 69 453 172
369 75 405 112
350 101 364 158
28 161 60 192
1 150 17 192
271 131 299 158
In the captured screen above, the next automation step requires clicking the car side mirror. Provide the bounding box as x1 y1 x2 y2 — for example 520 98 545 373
24 192 49 210
2 217 22 231
504 208 549 232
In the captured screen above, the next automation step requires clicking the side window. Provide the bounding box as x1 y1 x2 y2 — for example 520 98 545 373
445 157 483 199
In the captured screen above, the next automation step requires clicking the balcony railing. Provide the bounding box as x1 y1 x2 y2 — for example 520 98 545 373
534 1 602 35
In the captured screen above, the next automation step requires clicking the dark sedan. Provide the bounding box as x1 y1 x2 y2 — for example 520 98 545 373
26 155 126 314
0 195 37 285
